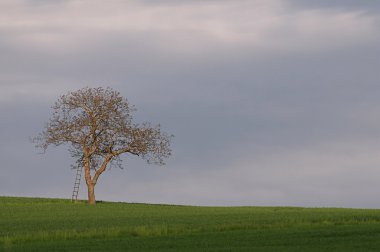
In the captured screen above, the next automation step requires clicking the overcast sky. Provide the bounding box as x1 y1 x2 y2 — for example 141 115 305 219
1 0 380 208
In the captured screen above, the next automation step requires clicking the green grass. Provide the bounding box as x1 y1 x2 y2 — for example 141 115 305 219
1 196 380 251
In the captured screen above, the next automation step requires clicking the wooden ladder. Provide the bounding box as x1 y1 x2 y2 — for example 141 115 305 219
71 166 82 202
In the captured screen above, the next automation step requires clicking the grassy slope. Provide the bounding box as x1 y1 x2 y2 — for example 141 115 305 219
1 197 380 251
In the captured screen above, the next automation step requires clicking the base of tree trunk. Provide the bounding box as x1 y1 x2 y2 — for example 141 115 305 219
87 184 96 205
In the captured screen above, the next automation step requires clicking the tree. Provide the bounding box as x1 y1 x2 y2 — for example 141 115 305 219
34 87 173 204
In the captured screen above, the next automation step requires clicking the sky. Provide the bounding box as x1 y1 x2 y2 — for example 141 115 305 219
1 0 380 208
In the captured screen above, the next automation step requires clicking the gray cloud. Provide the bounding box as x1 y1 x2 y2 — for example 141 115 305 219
290 0 380 12
1 0 380 208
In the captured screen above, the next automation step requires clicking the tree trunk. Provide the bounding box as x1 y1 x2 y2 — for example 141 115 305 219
87 183 96 205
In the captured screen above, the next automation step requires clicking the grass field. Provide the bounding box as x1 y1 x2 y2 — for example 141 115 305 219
1 196 380 251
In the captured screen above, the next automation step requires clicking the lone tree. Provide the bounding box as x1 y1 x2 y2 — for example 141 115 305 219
34 87 173 204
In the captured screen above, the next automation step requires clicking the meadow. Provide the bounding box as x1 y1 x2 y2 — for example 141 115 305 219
1 196 380 251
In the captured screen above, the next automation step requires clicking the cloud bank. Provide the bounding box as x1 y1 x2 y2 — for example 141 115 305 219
1 0 380 208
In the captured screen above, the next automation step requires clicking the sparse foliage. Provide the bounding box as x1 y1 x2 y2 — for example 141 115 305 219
34 87 173 204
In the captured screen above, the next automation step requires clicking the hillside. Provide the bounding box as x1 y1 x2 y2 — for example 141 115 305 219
1 196 380 251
